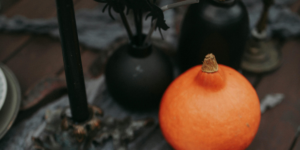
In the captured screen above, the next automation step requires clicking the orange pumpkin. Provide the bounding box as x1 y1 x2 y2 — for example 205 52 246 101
159 54 261 150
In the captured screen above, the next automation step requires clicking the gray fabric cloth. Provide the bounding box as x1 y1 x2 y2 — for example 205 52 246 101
0 77 170 150
0 0 299 51
0 2 176 50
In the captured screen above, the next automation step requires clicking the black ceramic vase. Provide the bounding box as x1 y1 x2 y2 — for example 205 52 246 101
177 0 249 72
105 37 174 111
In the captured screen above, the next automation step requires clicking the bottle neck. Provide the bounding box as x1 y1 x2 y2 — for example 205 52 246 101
128 43 152 58
127 34 152 58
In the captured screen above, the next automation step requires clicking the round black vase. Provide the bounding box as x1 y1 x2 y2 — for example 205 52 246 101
177 0 249 72
105 41 173 111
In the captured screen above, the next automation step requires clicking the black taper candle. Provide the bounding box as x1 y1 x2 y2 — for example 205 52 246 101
55 0 89 123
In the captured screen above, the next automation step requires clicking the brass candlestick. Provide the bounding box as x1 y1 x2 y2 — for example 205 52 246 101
241 0 282 73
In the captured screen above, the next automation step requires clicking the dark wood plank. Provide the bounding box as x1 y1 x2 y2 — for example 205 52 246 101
80 50 102 78
5 36 64 94
4 0 81 19
0 0 65 69
0 0 99 77
0 0 91 64
243 72 260 88
247 40 300 150
290 0 300 13
0 0 61 66
4 0 55 18
0 0 100 110
0 33 31 62
0 0 19 13
74 0 99 10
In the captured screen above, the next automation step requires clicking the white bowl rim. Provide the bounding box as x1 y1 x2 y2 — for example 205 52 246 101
0 68 8 110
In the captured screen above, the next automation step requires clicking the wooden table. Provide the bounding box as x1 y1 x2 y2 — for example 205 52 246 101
0 0 300 149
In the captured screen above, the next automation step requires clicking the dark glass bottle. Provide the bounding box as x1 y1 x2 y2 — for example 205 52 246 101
105 36 173 111
177 0 249 72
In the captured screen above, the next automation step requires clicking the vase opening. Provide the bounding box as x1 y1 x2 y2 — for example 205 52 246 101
128 34 152 58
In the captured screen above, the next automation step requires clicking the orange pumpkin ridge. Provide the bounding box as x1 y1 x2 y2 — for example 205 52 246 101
159 53 261 150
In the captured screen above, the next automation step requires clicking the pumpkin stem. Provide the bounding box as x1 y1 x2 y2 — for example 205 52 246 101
202 53 218 73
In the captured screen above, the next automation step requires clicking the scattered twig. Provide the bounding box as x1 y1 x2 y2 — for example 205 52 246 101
289 126 300 150
133 9 141 45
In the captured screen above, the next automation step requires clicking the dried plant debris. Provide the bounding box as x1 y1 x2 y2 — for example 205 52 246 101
95 0 169 42
93 117 154 149
289 126 300 150
32 107 155 150
260 93 284 113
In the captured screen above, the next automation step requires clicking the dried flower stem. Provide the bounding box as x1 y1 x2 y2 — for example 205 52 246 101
133 9 143 45
144 0 199 45
133 9 140 35
139 9 143 45
120 11 133 40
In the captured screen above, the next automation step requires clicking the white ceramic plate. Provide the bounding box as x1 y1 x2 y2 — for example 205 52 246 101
0 64 21 139
0 68 7 110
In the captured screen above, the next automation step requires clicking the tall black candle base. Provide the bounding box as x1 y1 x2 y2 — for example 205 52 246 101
31 106 154 150
56 0 89 123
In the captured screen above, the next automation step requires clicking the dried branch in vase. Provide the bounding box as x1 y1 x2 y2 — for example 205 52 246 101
95 0 198 46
